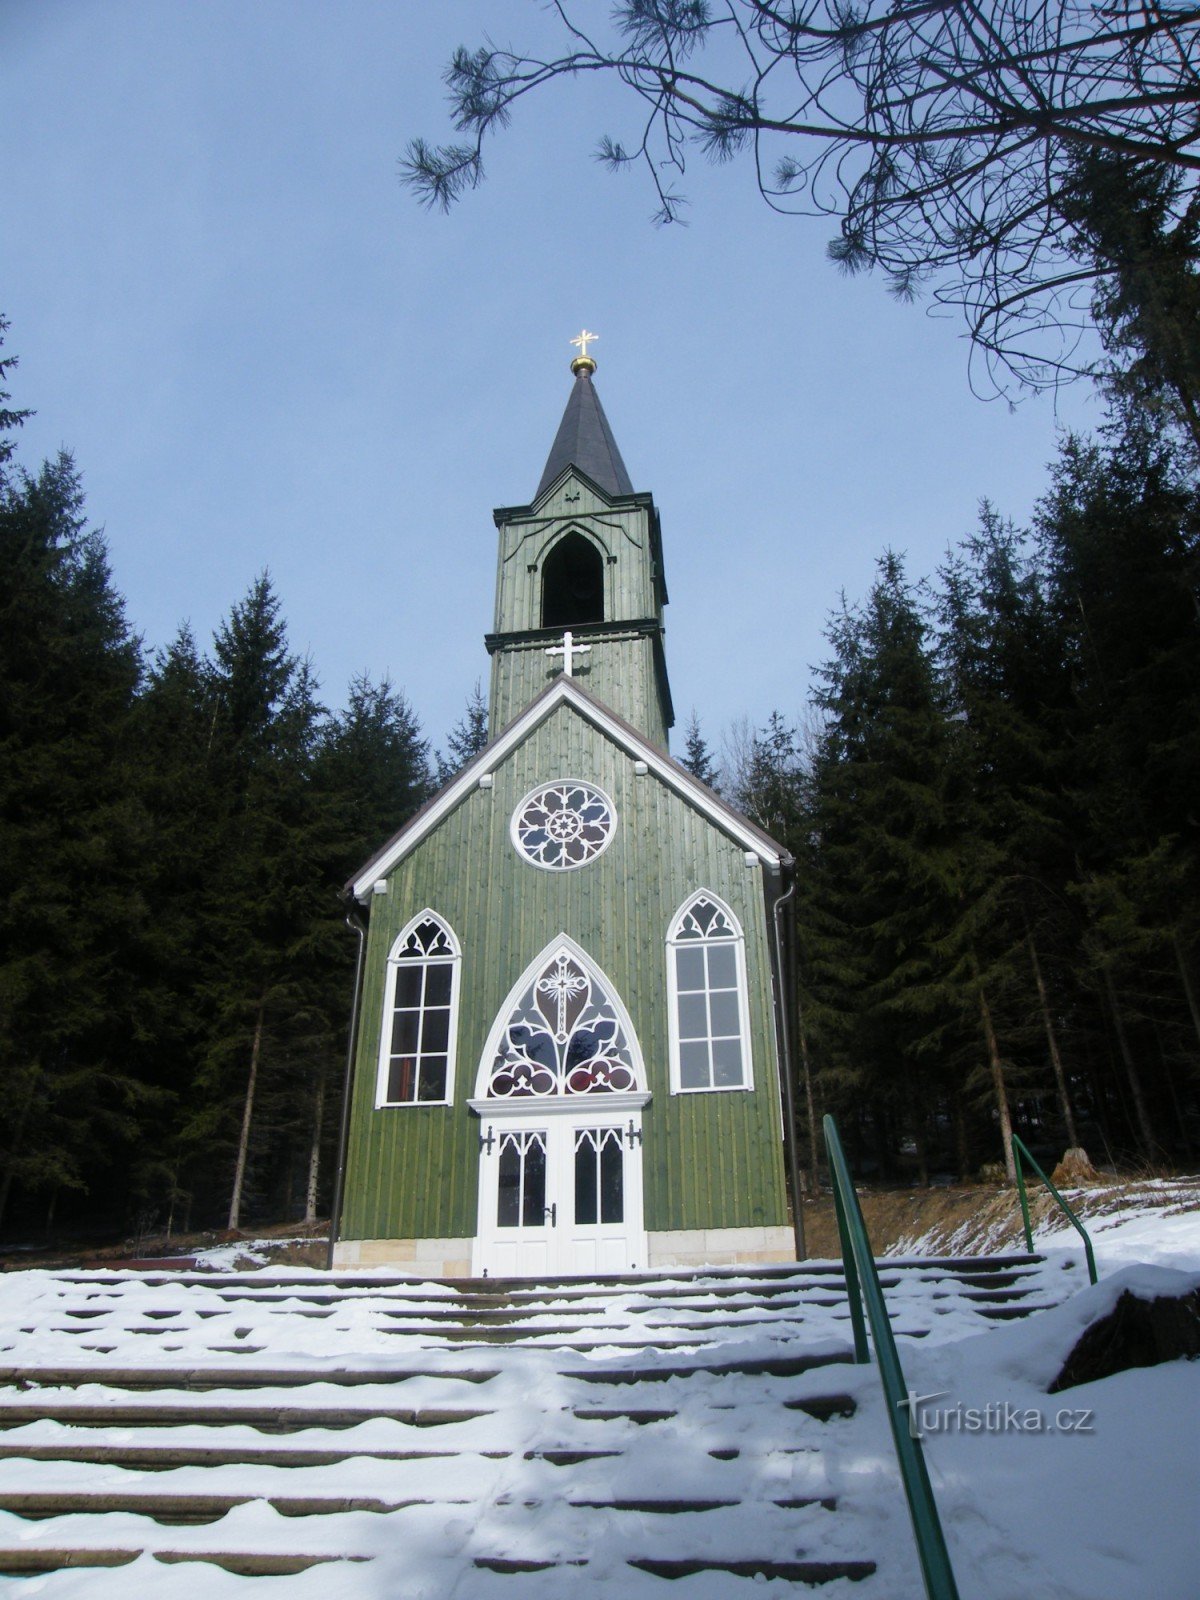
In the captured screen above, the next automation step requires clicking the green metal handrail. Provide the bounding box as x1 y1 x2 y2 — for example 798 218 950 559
1011 1133 1099 1285
823 1115 961 1600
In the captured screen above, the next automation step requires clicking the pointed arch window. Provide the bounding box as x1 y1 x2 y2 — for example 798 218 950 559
542 530 604 628
376 912 461 1107
481 941 642 1099
667 892 754 1093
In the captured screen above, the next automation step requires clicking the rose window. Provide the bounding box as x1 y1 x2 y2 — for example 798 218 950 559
511 781 615 870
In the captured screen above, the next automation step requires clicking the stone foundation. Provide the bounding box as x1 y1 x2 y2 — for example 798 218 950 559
330 1237 472 1278
331 1225 795 1278
645 1226 795 1269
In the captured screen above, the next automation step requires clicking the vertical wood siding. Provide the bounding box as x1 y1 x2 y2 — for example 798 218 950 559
339 704 788 1243
490 634 667 750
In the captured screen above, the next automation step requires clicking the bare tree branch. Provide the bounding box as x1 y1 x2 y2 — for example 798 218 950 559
401 1 1200 396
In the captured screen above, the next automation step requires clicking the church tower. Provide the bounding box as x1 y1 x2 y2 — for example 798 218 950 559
333 340 793 1279
487 338 673 745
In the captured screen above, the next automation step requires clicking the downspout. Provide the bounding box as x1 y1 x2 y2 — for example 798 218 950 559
771 854 806 1261
326 903 368 1272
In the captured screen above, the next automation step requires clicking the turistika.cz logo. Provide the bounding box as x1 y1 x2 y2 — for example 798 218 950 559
901 1390 1095 1439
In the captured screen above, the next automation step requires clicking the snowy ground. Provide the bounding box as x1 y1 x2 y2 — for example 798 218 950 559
0 1198 1195 1599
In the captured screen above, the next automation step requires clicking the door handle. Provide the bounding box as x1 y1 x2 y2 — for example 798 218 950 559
544 1203 557 1227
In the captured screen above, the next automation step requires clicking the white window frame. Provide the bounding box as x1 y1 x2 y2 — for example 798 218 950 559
666 889 755 1095
375 909 461 1108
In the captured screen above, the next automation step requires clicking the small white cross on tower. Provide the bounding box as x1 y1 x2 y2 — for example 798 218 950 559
545 630 592 677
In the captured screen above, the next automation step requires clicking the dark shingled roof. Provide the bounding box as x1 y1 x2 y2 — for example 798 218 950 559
535 370 634 500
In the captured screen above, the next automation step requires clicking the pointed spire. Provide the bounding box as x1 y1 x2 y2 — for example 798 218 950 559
536 336 634 500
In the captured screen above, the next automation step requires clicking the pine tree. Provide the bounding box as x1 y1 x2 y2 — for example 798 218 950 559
174 578 343 1229
807 555 1017 1181
678 711 720 791
0 446 147 1230
734 713 806 843
935 515 1087 1163
1036 419 1200 1157
319 675 431 873
1062 154 1200 457
436 681 488 785
0 318 32 456
125 627 225 1227
305 675 433 1222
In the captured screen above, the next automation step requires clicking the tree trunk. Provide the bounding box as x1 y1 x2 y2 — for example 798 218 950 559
1172 932 1200 1057
0 1077 37 1232
912 1114 930 1187
1027 933 1080 1148
1100 966 1157 1157
305 1071 326 1225
1153 1023 1192 1156
228 996 266 1232
975 975 1016 1183
1168 373 1200 459
165 1158 181 1239
953 1086 971 1181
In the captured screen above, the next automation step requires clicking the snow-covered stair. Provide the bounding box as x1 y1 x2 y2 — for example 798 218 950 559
0 1256 1073 1594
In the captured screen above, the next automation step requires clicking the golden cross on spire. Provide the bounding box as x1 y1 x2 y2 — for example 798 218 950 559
569 328 599 375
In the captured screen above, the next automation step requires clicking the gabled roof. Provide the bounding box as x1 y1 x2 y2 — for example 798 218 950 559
347 676 788 901
535 370 634 500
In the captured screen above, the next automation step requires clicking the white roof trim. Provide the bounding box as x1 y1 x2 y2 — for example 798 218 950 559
351 678 783 899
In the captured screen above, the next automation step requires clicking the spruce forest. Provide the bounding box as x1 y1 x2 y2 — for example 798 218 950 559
2 217 1199 1243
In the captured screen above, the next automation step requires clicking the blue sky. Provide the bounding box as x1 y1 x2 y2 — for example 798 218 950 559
3 1 1099 759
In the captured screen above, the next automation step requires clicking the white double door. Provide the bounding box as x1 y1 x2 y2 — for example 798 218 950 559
472 1103 646 1279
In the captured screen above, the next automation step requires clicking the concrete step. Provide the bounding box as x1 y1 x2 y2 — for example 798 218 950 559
0 1490 448 1523
0 1547 368 1577
0 1402 494 1430
0 1442 501 1468
0 1442 619 1469
0 1363 499 1391
51 1253 1045 1297
628 1557 877 1583
562 1350 851 1383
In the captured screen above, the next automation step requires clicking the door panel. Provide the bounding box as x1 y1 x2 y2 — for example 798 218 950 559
562 1123 641 1276
483 1128 554 1278
475 1115 644 1278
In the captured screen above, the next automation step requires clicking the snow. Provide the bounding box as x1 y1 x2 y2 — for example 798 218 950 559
908 1266 1200 1600
885 1175 1200 1275
1035 1182 1200 1273
0 1199 1196 1598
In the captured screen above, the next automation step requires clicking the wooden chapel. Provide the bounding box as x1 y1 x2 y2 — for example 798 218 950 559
331 339 796 1277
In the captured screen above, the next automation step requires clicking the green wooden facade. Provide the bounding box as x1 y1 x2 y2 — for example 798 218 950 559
335 361 792 1273
340 699 788 1243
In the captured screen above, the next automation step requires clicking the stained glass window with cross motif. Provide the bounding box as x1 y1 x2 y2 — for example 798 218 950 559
485 945 639 1098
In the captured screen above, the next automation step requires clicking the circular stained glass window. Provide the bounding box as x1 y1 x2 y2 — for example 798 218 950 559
511 781 616 871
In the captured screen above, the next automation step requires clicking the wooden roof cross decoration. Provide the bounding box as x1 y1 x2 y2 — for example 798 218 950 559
545 630 592 676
